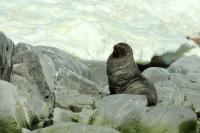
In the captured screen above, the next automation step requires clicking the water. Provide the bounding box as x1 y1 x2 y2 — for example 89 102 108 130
0 0 200 63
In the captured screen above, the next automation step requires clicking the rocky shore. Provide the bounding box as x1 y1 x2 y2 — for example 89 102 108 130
0 31 199 133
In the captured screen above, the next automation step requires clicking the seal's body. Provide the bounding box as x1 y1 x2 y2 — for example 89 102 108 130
107 43 157 106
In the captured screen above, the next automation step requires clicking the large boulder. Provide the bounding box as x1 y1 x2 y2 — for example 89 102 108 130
169 73 200 113
91 94 147 133
0 31 14 81
11 44 55 127
31 122 120 133
141 106 198 133
11 43 101 127
155 80 186 106
142 67 170 83
0 80 28 133
80 60 109 96
168 55 200 74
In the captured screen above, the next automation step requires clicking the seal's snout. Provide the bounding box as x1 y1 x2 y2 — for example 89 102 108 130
113 44 122 57
114 44 122 52
113 44 126 58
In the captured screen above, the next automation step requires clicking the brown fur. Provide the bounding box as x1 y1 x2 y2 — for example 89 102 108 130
107 43 158 106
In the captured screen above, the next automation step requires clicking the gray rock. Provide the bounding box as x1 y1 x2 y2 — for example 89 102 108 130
168 55 200 74
55 67 100 111
91 94 147 132
36 45 90 78
53 108 94 125
11 46 55 127
143 61 200 114
53 108 79 124
80 60 109 95
11 74 51 126
169 73 200 113
0 80 28 133
78 109 95 124
141 106 198 133
31 122 120 133
142 67 170 83
22 128 31 133
0 31 14 81
154 80 185 106
11 43 101 127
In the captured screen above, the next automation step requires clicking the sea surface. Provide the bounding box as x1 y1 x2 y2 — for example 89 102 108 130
1 0 200 63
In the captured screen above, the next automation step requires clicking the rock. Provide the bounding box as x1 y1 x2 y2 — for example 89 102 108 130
11 43 100 127
141 106 198 133
154 80 185 106
0 31 14 81
0 80 28 133
169 73 200 113
168 55 200 74
22 128 31 133
91 94 147 132
11 74 51 128
11 45 55 127
78 109 95 124
53 108 94 125
143 58 200 114
31 122 120 133
53 108 79 124
80 60 109 96
54 67 100 111
147 72 200 113
142 67 170 83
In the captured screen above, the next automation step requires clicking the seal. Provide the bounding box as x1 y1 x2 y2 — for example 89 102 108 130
107 43 158 106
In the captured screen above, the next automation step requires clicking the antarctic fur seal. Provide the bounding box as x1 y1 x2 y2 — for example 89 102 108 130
107 43 158 106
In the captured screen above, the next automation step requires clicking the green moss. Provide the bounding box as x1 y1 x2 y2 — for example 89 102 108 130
71 115 79 123
179 119 197 133
117 121 150 133
0 120 21 133
88 115 95 125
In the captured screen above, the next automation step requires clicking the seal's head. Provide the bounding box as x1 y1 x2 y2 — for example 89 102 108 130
112 43 133 58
